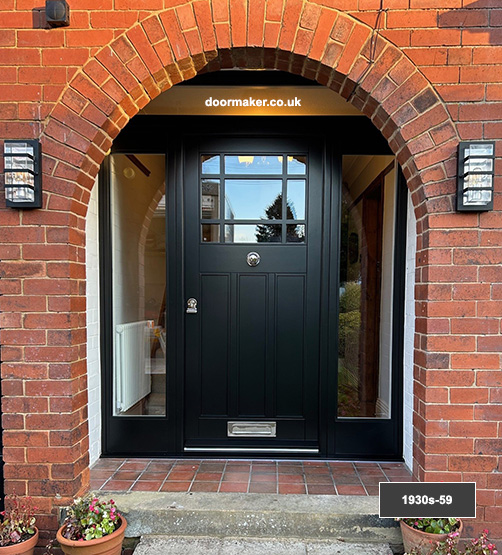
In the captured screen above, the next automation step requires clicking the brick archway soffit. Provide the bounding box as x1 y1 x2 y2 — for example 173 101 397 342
42 1 459 219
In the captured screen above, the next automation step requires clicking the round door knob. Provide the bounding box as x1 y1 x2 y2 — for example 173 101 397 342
247 252 260 267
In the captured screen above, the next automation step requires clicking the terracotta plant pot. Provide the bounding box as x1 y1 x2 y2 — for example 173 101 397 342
56 517 127 555
0 528 39 555
400 519 463 555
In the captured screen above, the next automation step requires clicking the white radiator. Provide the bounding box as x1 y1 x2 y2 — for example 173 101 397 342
114 320 152 413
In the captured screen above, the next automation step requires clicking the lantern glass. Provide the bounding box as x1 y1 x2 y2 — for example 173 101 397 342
5 185 35 203
466 143 494 157
4 142 35 170
463 179 493 206
465 157 493 174
5 171 35 186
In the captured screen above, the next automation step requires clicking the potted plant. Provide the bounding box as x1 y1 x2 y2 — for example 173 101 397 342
54 497 126 555
0 494 39 555
405 528 498 555
397 518 463 555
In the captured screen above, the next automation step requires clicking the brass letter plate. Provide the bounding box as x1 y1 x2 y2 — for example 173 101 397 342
227 421 277 438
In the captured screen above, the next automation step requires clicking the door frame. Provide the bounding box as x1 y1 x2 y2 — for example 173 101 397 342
99 115 406 459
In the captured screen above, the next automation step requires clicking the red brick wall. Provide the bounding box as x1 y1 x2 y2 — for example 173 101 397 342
0 0 501 544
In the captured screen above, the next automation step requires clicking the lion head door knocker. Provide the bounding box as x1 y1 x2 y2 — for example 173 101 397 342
246 252 260 267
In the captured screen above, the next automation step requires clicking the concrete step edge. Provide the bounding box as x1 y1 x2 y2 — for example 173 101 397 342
133 535 396 555
96 492 400 543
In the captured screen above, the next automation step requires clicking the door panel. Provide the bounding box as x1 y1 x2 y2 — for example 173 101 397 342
184 135 322 452
276 274 305 417
200 274 230 416
238 274 267 417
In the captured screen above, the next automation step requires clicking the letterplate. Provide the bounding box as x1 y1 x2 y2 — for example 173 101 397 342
227 421 277 437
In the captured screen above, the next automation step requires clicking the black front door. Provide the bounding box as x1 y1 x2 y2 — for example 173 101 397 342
183 135 324 454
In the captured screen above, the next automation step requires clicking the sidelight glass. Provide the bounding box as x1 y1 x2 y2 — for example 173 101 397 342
338 154 396 419
110 154 167 417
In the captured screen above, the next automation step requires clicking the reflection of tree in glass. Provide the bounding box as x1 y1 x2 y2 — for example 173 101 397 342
255 193 282 242
255 193 304 242
338 281 361 417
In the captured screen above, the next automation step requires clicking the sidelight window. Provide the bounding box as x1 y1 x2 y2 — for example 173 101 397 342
338 155 397 419
110 154 167 417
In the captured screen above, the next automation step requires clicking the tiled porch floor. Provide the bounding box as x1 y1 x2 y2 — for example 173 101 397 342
90 458 412 496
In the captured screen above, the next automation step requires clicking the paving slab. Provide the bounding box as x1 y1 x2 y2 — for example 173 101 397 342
133 535 394 555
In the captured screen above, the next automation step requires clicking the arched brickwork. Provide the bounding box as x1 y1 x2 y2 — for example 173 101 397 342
2 0 477 539
42 3 458 220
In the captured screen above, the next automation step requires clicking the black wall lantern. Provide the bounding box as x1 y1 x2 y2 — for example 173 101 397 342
3 140 42 208
45 0 70 27
457 141 495 211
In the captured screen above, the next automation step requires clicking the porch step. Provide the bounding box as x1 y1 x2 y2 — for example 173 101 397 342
133 535 395 555
101 492 401 543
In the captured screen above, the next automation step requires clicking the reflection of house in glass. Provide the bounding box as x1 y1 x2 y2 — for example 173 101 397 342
201 178 222 242
201 179 219 218
224 194 235 242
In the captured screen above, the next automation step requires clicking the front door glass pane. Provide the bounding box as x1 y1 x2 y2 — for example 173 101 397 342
225 179 282 220
201 179 220 219
287 155 307 174
287 180 306 219
201 152 307 244
287 223 305 243
202 224 220 242
201 154 220 174
338 155 396 419
224 155 283 174
225 224 282 243
111 154 166 416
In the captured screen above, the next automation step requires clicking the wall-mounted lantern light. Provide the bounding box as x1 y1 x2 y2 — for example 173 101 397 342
3 140 42 208
457 141 495 211
45 0 70 28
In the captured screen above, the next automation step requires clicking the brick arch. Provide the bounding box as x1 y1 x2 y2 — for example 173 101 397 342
42 0 459 221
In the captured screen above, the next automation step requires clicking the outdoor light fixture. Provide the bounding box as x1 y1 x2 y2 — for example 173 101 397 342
457 141 495 211
45 0 70 27
3 140 42 208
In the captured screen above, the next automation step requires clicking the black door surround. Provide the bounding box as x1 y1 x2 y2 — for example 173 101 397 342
100 116 405 460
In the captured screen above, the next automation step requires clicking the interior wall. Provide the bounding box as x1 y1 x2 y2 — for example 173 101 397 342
342 155 395 419
343 155 392 200
111 155 165 329
378 166 397 417
403 192 417 469
86 178 101 466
